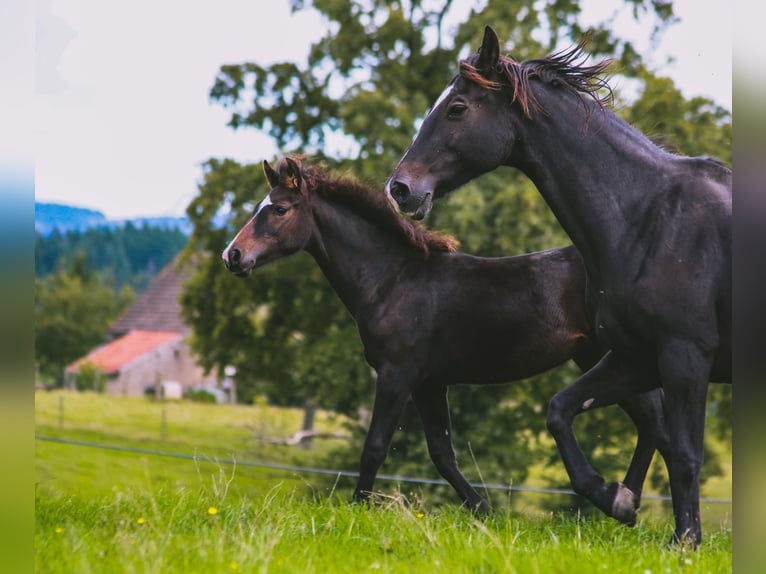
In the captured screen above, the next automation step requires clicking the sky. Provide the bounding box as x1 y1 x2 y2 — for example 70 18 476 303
34 0 732 220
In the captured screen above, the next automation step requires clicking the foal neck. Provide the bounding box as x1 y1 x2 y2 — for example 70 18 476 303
304 193 423 315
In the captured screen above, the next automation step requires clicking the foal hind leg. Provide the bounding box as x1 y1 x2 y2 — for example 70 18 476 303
412 385 489 513
547 351 657 525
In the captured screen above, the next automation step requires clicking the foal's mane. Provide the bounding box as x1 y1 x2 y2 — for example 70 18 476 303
460 39 614 119
296 161 459 255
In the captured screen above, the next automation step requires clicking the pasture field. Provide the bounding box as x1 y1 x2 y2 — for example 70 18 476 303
35 391 732 573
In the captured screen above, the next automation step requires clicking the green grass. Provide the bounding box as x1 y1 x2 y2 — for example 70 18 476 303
35 391 732 572
36 390 351 496
36 485 731 574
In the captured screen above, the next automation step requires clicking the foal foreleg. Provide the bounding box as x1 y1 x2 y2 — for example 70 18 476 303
412 385 489 513
547 351 656 525
353 367 413 504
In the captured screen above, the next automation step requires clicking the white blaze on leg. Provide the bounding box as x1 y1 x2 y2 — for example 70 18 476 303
222 193 272 261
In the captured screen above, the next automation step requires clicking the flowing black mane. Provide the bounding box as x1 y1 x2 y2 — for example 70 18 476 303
460 40 614 119
295 161 459 254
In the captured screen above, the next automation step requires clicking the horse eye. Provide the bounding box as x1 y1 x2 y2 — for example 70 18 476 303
447 103 467 119
273 206 288 216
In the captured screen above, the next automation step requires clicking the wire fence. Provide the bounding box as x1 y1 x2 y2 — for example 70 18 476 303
35 434 733 504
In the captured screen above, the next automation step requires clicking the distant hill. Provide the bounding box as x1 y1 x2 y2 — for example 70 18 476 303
35 203 108 235
35 202 193 236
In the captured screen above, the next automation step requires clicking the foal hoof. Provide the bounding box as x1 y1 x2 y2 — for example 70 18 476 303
609 482 638 526
464 497 491 515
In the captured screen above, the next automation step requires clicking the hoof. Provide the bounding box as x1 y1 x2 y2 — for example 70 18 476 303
610 482 638 526
473 499 491 515
464 497 491 515
668 530 701 550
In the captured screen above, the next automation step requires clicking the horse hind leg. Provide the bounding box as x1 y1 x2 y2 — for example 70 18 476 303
657 338 712 548
614 387 672 525
547 351 656 526
412 386 490 513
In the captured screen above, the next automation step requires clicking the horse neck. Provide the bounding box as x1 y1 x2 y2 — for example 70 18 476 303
508 89 670 283
303 195 417 316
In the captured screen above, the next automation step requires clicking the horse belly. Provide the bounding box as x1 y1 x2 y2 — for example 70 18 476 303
437 328 581 385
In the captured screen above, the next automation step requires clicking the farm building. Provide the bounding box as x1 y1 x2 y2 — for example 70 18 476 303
64 257 227 400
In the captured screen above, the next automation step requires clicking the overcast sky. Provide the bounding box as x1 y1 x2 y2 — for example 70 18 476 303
34 0 731 220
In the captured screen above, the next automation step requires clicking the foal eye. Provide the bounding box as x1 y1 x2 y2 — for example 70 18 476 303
447 103 467 119
273 206 288 216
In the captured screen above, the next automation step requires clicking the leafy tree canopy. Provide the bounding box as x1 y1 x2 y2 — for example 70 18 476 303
36 224 189 292
35 255 134 384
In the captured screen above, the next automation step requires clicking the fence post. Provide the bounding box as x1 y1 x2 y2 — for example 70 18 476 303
59 394 64 430
161 405 167 441
301 401 316 449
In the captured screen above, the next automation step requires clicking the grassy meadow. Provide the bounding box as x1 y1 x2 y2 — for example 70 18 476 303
35 391 732 573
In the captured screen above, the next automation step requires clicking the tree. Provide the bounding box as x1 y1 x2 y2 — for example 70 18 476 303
35 224 189 292
35 255 134 384
183 0 730 503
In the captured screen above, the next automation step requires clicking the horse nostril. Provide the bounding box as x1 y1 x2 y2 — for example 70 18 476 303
228 247 242 266
389 180 410 205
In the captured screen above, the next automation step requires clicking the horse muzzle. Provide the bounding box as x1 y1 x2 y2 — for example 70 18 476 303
386 179 434 220
222 247 256 278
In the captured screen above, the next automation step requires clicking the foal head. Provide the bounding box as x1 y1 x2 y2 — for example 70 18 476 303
222 157 313 277
387 25 612 220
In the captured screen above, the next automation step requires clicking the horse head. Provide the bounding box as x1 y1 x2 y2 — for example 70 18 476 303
222 157 313 277
387 26 517 220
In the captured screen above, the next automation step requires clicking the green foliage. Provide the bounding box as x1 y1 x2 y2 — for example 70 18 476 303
35 255 134 384
35 223 189 292
620 70 732 165
183 0 732 506
70 361 106 393
184 388 219 404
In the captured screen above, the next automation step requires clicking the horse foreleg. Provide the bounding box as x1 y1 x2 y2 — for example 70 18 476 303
411 385 490 513
658 339 712 548
353 366 413 504
547 351 655 525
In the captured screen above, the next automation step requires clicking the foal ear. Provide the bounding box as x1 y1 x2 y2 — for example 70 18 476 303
477 25 500 73
263 160 280 189
280 157 304 193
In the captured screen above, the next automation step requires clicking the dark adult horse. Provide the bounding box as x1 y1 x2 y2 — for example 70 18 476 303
222 156 670 517
386 27 731 546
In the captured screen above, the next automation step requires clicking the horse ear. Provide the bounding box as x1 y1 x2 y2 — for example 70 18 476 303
263 160 280 188
280 157 303 193
477 25 500 73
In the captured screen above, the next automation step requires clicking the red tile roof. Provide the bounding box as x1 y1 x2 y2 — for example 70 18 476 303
66 330 183 374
